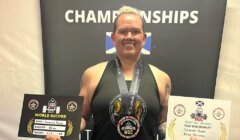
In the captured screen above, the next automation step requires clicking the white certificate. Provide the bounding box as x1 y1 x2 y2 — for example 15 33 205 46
166 95 231 140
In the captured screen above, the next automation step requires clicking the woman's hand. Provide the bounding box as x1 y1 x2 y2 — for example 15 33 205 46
45 134 62 140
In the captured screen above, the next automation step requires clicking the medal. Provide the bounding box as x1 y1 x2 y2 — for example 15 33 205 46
109 95 147 126
109 58 147 139
117 116 140 139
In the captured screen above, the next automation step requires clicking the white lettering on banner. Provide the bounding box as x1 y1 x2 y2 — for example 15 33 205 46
86 10 96 23
65 10 199 24
75 10 85 23
65 10 74 23
190 11 199 24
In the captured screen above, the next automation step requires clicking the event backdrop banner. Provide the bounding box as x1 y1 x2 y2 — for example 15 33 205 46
40 0 227 139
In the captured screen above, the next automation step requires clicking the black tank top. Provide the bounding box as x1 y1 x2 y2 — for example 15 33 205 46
91 60 163 140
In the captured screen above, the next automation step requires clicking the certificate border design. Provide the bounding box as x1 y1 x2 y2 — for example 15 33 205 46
27 118 34 134
66 120 73 136
167 118 176 140
219 122 227 140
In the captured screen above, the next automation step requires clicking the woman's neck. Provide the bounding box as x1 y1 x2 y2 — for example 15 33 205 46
117 55 140 80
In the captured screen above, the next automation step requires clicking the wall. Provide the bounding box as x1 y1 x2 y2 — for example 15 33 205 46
214 0 240 139
0 1 44 140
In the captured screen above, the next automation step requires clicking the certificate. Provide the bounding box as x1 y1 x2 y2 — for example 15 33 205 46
18 94 83 140
166 95 231 140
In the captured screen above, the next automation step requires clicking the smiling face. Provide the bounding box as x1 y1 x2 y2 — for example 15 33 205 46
111 13 146 60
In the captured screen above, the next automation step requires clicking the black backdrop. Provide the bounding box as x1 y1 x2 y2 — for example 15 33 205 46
40 0 227 139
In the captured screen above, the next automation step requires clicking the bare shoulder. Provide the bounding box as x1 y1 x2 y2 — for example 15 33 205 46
149 64 171 83
149 64 171 104
80 61 108 96
82 61 108 80
79 61 108 120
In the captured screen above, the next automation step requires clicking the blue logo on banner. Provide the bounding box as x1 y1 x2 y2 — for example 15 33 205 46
105 32 152 55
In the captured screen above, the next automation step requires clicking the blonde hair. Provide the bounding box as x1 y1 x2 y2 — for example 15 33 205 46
118 5 141 15
113 5 144 32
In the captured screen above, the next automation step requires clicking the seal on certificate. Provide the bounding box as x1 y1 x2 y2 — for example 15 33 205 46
213 107 225 120
173 104 186 117
28 99 39 110
67 101 78 112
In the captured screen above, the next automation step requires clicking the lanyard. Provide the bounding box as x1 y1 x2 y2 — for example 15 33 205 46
115 58 143 115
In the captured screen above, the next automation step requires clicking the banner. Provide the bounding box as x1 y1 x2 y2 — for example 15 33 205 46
40 0 227 139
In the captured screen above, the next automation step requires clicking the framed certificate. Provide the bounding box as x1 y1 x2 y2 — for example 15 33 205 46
166 95 231 140
18 94 83 140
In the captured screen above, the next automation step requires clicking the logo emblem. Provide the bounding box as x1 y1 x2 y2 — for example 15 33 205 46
109 95 147 126
105 32 152 55
190 100 207 121
173 104 186 117
213 107 225 120
67 101 78 112
42 98 61 114
28 99 39 110
117 116 140 139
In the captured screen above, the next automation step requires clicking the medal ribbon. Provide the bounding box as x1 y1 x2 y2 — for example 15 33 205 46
115 58 143 115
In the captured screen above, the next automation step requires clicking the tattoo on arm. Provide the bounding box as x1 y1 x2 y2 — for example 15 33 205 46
161 83 171 123
158 82 171 136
